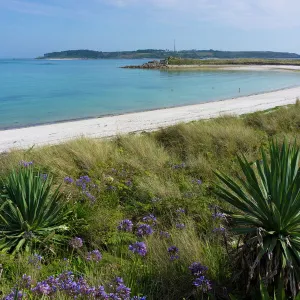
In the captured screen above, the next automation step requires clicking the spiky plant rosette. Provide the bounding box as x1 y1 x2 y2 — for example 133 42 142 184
0 164 72 254
215 140 300 296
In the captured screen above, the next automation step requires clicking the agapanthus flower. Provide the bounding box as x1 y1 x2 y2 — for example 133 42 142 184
176 223 185 230
176 208 185 214
76 175 91 190
40 173 48 181
69 237 83 249
160 231 171 239
212 226 225 233
136 224 154 237
83 191 96 202
192 179 202 185
118 219 133 232
64 176 74 184
3 290 24 300
212 212 226 219
129 242 147 257
32 282 52 295
20 161 33 167
20 274 32 289
189 262 208 276
86 249 102 262
172 162 186 169
193 276 212 292
131 297 147 300
28 254 42 269
125 180 133 187
142 214 157 225
168 246 179 261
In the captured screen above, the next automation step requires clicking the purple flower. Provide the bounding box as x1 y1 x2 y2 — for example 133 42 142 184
160 231 171 239
64 176 74 184
76 175 91 190
40 173 48 181
189 262 208 276
176 208 185 214
32 282 52 295
69 237 83 249
212 212 226 219
86 249 102 262
176 223 185 230
172 162 186 169
142 214 157 225
20 274 32 289
3 290 24 300
193 276 212 292
213 226 225 233
129 242 147 257
118 219 133 232
125 180 133 187
192 179 202 185
168 246 179 261
136 224 154 237
131 297 147 300
20 161 33 167
28 254 42 269
83 191 96 202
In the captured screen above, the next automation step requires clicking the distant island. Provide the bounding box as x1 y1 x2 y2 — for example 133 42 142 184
37 49 300 60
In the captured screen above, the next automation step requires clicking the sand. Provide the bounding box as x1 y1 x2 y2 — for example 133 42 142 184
0 85 300 153
167 65 300 71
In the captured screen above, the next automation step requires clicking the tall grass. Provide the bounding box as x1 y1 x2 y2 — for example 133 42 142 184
1 102 300 299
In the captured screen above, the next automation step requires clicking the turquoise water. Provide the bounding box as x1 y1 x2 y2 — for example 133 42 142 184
1 59 300 129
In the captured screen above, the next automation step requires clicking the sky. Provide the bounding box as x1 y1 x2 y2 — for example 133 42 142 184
1 0 300 58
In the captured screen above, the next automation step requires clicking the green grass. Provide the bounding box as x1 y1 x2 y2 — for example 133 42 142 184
1 102 300 299
167 57 300 66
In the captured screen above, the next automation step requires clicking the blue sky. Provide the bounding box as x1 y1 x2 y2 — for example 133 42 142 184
1 0 300 58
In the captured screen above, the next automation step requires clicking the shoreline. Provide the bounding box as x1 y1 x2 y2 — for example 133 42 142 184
0 86 300 152
0 84 299 131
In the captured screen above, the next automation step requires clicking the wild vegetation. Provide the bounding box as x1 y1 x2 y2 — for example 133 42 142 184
37 49 300 60
167 57 300 66
1 102 300 299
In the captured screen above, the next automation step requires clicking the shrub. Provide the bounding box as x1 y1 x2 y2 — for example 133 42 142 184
215 140 300 296
0 164 72 254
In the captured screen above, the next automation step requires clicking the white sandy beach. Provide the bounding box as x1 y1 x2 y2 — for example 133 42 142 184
0 86 300 153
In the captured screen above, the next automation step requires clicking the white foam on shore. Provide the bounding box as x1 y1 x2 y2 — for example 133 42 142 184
1 86 300 153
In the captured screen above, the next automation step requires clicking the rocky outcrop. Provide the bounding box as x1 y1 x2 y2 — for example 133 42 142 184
122 60 168 69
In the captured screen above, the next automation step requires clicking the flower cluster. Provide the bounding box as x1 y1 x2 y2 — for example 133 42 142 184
118 219 134 232
76 175 91 190
69 237 83 249
212 226 225 233
176 208 185 214
189 262 212 293
168 246 179 261
40 173 48 181
176 223 185 230
28 254 42 269
4 273 145 300
172 162 186 169
64 176 74 184
189 262 208 277
85 249 102 262
129 242 147 257
192 179 202 185
212 212 226 219
142 214 157 226
20 161 33 167
160 231 171 239
136 224 154 237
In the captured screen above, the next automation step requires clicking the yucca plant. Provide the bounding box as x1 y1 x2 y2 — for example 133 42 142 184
215 140 300 297
0 164 72 254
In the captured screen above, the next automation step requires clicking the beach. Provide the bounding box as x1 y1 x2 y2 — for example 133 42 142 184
0 85 300 153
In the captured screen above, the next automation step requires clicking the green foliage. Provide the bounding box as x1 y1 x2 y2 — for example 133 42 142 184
215 140 300 296
0 166 72 254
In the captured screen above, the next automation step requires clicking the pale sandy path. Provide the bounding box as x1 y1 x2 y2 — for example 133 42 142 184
0 86 300 152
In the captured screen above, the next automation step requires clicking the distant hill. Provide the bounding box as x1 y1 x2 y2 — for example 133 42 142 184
37 49 300 60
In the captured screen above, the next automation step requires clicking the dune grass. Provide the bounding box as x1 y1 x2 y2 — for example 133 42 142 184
1 102 300 299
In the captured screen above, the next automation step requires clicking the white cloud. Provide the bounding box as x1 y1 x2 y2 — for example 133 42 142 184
103 0 300 28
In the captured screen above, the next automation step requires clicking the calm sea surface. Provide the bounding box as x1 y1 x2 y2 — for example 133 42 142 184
1 59 300 129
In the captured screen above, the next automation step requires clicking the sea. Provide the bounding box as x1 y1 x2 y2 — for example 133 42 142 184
1 58 300 130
